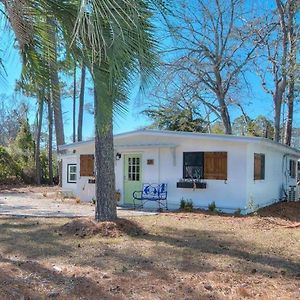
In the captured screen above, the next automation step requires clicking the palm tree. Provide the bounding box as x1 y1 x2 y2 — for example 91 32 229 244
2 0 163 221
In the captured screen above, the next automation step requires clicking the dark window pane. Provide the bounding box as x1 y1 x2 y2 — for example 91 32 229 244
183 152 204 179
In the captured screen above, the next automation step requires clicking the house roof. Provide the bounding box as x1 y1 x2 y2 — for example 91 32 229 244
58 129 300 156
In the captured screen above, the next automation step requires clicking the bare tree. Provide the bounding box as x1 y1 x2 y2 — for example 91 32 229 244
255 0 299 143
283 0 299 145
158 0 268 134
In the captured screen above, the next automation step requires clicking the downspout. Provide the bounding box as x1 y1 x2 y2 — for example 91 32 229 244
158 147 161 184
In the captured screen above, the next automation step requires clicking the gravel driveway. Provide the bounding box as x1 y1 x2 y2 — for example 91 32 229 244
0 188 156 218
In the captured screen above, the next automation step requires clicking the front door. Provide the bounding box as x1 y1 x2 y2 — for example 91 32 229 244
124 154 142 205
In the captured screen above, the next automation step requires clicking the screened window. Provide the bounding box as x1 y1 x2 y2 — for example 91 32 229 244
254 153 265 180
289 160 296 178
128 157 140 181
183 152 204 179
183 152 227 180
67 164 77 183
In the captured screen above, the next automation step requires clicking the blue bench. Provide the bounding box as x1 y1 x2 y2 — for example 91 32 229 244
133 183 168 210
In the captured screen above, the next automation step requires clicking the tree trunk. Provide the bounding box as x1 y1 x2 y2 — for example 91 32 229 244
73 64 76 142
48 18 65 147
284 0 297 146
48 98 53 186
35 93 44 185
77 65 86 142
274 94 282 142
218 97 232 134
93 66 117 221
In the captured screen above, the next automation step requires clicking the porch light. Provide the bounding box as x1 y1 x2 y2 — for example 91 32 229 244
115 153 122 160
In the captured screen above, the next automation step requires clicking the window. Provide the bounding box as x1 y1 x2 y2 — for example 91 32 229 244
183 152 204 179
289 160 296 178
183 152 227 180
254 153 265 180
80 155 94 176
128 156 140 181
67 164 77 183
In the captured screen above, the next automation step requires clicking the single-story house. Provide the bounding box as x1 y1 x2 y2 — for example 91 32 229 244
58 129 300 214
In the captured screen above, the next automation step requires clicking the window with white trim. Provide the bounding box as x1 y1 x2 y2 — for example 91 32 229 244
67 164 77 183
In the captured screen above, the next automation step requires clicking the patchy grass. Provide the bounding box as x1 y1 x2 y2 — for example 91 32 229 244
0 204 299 299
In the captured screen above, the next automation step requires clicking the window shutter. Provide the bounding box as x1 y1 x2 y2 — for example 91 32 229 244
204 152 227 180
80 155 94 176
254 154 261 180
254 153 265 180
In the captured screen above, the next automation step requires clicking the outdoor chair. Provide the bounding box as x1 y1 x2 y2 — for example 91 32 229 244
133 183 168 210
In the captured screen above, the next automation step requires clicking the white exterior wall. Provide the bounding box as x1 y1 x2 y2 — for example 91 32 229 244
114 135 248 212
245 143 298 212
60 131 300 213
61 155 77 193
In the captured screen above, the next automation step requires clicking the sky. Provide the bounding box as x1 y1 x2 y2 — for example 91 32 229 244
0 1 299 144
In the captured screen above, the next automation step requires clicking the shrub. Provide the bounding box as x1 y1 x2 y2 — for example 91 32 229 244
208 201 217 212
179 198 194 212
0 146 21 183
180 198 186 209
185 200 193 212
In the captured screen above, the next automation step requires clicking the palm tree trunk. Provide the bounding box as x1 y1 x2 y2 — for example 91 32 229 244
93 66 117 221
73 64 76 142
77 65 86 142
35 92 44 185
48 98 53 186
48 17 65 147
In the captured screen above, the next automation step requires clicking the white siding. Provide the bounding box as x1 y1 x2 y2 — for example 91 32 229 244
60 131 300 213
61 155 77 193
245 143 298 212
114 135 248 212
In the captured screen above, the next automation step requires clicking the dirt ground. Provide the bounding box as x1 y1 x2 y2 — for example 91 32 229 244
0 201 299 300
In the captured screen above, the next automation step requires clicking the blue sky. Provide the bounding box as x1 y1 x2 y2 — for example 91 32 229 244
0 1 299 143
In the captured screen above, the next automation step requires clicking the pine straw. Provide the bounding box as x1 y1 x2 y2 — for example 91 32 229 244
59 218 147 238
255 201 300 222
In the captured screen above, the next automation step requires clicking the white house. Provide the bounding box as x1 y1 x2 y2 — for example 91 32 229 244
58 129 300 214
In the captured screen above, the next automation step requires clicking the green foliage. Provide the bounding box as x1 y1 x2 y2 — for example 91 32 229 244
8 118 35 183
15 119 35 164
232 115 274 139
0 146 21 183
179 198 194 212
144 103 208 132
208 201 217 212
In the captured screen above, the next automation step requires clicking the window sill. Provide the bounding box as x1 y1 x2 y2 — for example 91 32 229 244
176 182 207 189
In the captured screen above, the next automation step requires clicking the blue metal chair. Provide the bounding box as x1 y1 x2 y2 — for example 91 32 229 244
133 183 168 210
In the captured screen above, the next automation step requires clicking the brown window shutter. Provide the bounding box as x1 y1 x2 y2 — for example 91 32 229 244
80 155 94 176
254 154 261 180
204 152 227 180
254 153 265 180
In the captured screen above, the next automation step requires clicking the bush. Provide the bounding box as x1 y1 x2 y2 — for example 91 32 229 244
179 198 194 212
208 201 217 212
0 146 21 183
180 198 186 209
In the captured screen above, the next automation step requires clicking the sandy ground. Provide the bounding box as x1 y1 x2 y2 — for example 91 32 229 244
0 185 156 218
0 185 299 299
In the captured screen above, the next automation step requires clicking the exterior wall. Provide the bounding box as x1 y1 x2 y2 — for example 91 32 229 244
245 143 298 213
115 135 248 212
60 132 299 213
61 155 77 193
